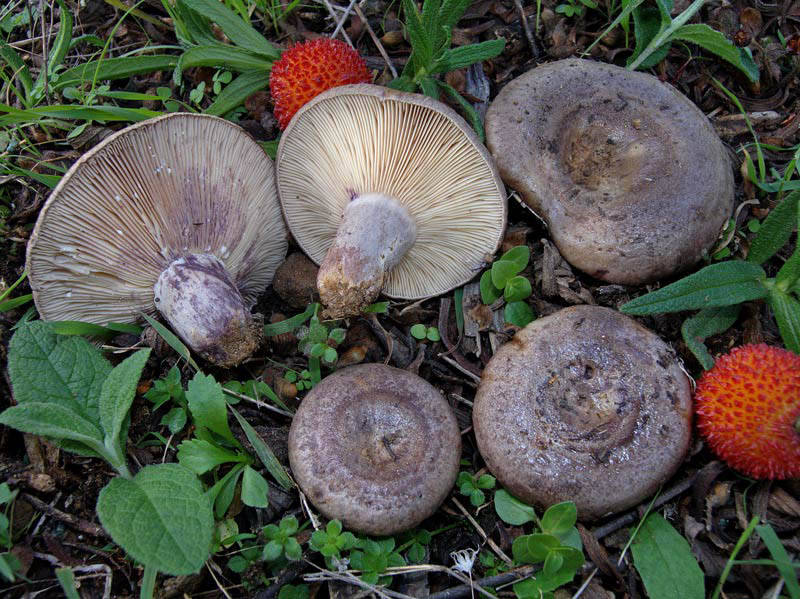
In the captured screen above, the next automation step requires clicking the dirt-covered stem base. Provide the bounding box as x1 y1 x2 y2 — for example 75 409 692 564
154 253 262 367
317 193 417 318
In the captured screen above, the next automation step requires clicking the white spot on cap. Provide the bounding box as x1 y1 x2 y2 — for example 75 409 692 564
114 194 122 202
117 229 123 235
65 291 73 298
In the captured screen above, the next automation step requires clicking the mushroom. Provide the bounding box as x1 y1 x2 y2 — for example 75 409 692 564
288 363 461 535
276 83 507 318
27 113 287 366
485 58 733 285
472 305 692 521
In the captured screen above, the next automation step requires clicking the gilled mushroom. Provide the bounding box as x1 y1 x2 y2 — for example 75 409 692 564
27 113 287 366
473 305 692 521
485 59 733 285
276 83 507 318
288 363 461 535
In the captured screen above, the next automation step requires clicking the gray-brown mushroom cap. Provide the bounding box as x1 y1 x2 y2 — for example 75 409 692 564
485 58 733 285
276 83 507 318
27 113 287 366
288 363 461 536
472 305 692 521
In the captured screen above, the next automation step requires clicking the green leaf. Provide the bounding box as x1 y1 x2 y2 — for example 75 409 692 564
500 246 530 271
55 566 81 599
747 192 799 265
476 474 496 489
620 261 768 315
402 0 434 73
285 537 302 560
426 327 441 342
0 43 33 103
45 1 73 78
492 260 520 289
182 0 281 60
241 465 269 508
627 4 671 70
177 439 246 474
0 403 104 450
97 463 213 575
263 304 316 336
668 24 759 82
513 533 561 564
230 407 294 490
161 407 187 434
55 56 178 90
139 312 200 371
176 45 274 77
504 301 535 327
433 39 505 73
7 321 110 423
504 276 532 302
480 270 502 304
776 249 800 292
541 502 578 536
494 489 537 526
680 305 741 370
186 373 234 442
99 349 151 456
766 291 800 354
435 79 486 141
755 524 800 599
631 513 705 599
410 324 427 339
204 69 270 117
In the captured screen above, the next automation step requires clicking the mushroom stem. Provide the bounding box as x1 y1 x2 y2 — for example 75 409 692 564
317 193 417 318
154 253 262 367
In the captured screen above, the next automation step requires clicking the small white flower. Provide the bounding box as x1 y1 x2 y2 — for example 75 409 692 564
450 547 478 574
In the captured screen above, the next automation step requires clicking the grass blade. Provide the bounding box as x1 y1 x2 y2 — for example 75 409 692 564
230 407 294 491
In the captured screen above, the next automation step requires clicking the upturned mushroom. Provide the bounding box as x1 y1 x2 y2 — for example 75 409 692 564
472 305 692 521
288 363 461 535
485 59 733 285
27 113 287 366
276 83 507 318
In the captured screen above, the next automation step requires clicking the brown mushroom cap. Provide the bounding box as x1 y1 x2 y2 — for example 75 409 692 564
485 59 733 285
288 363 461 535
27 113 287 365
472 305 692 521
276 83 506 317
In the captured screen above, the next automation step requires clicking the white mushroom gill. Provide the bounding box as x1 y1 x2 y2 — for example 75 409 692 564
27 113 287 366
277 85 506 318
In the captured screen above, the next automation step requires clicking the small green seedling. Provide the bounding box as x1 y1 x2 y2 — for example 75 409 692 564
492 491 585 599
262 515 303 561
284 369 313 391
457 471 496 507
145 365 188 434
480 245 535 328
556 0 597 18
309 519 357 568
397 528 433 564
410 324 441 342
0 483 22 582
348 537 406 586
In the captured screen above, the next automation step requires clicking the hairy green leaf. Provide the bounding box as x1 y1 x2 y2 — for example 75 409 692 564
433 39 505 73
747 191 799 265
97 463 213 575
186 373 234 442
668 24 759 82
766 291 800 354
177 438 245 474
100 349 151 456
241 466 269 508
56 56 178 90
0 403 104 450
631 513 704 599
680 305 741 370
620 261 768 315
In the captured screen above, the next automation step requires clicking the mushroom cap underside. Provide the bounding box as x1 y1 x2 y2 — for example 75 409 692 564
27 113 287 325
485 58 734 285
473 305 693 521
276 83 507 300
288 363 462 535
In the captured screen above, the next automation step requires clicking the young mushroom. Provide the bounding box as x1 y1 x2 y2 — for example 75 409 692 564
485 59 734 285
472 305 692 521
276 83 507 318
27 113 287 366
288 363 461 535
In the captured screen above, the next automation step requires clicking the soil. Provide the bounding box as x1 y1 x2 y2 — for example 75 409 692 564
1 1 799 598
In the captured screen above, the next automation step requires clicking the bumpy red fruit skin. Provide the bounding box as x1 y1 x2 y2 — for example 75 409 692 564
695 344 800 479
269 38 372 130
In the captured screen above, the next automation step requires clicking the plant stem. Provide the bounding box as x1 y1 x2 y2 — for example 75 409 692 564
626 0 707 72
711 515 760 599
140 564 157 599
